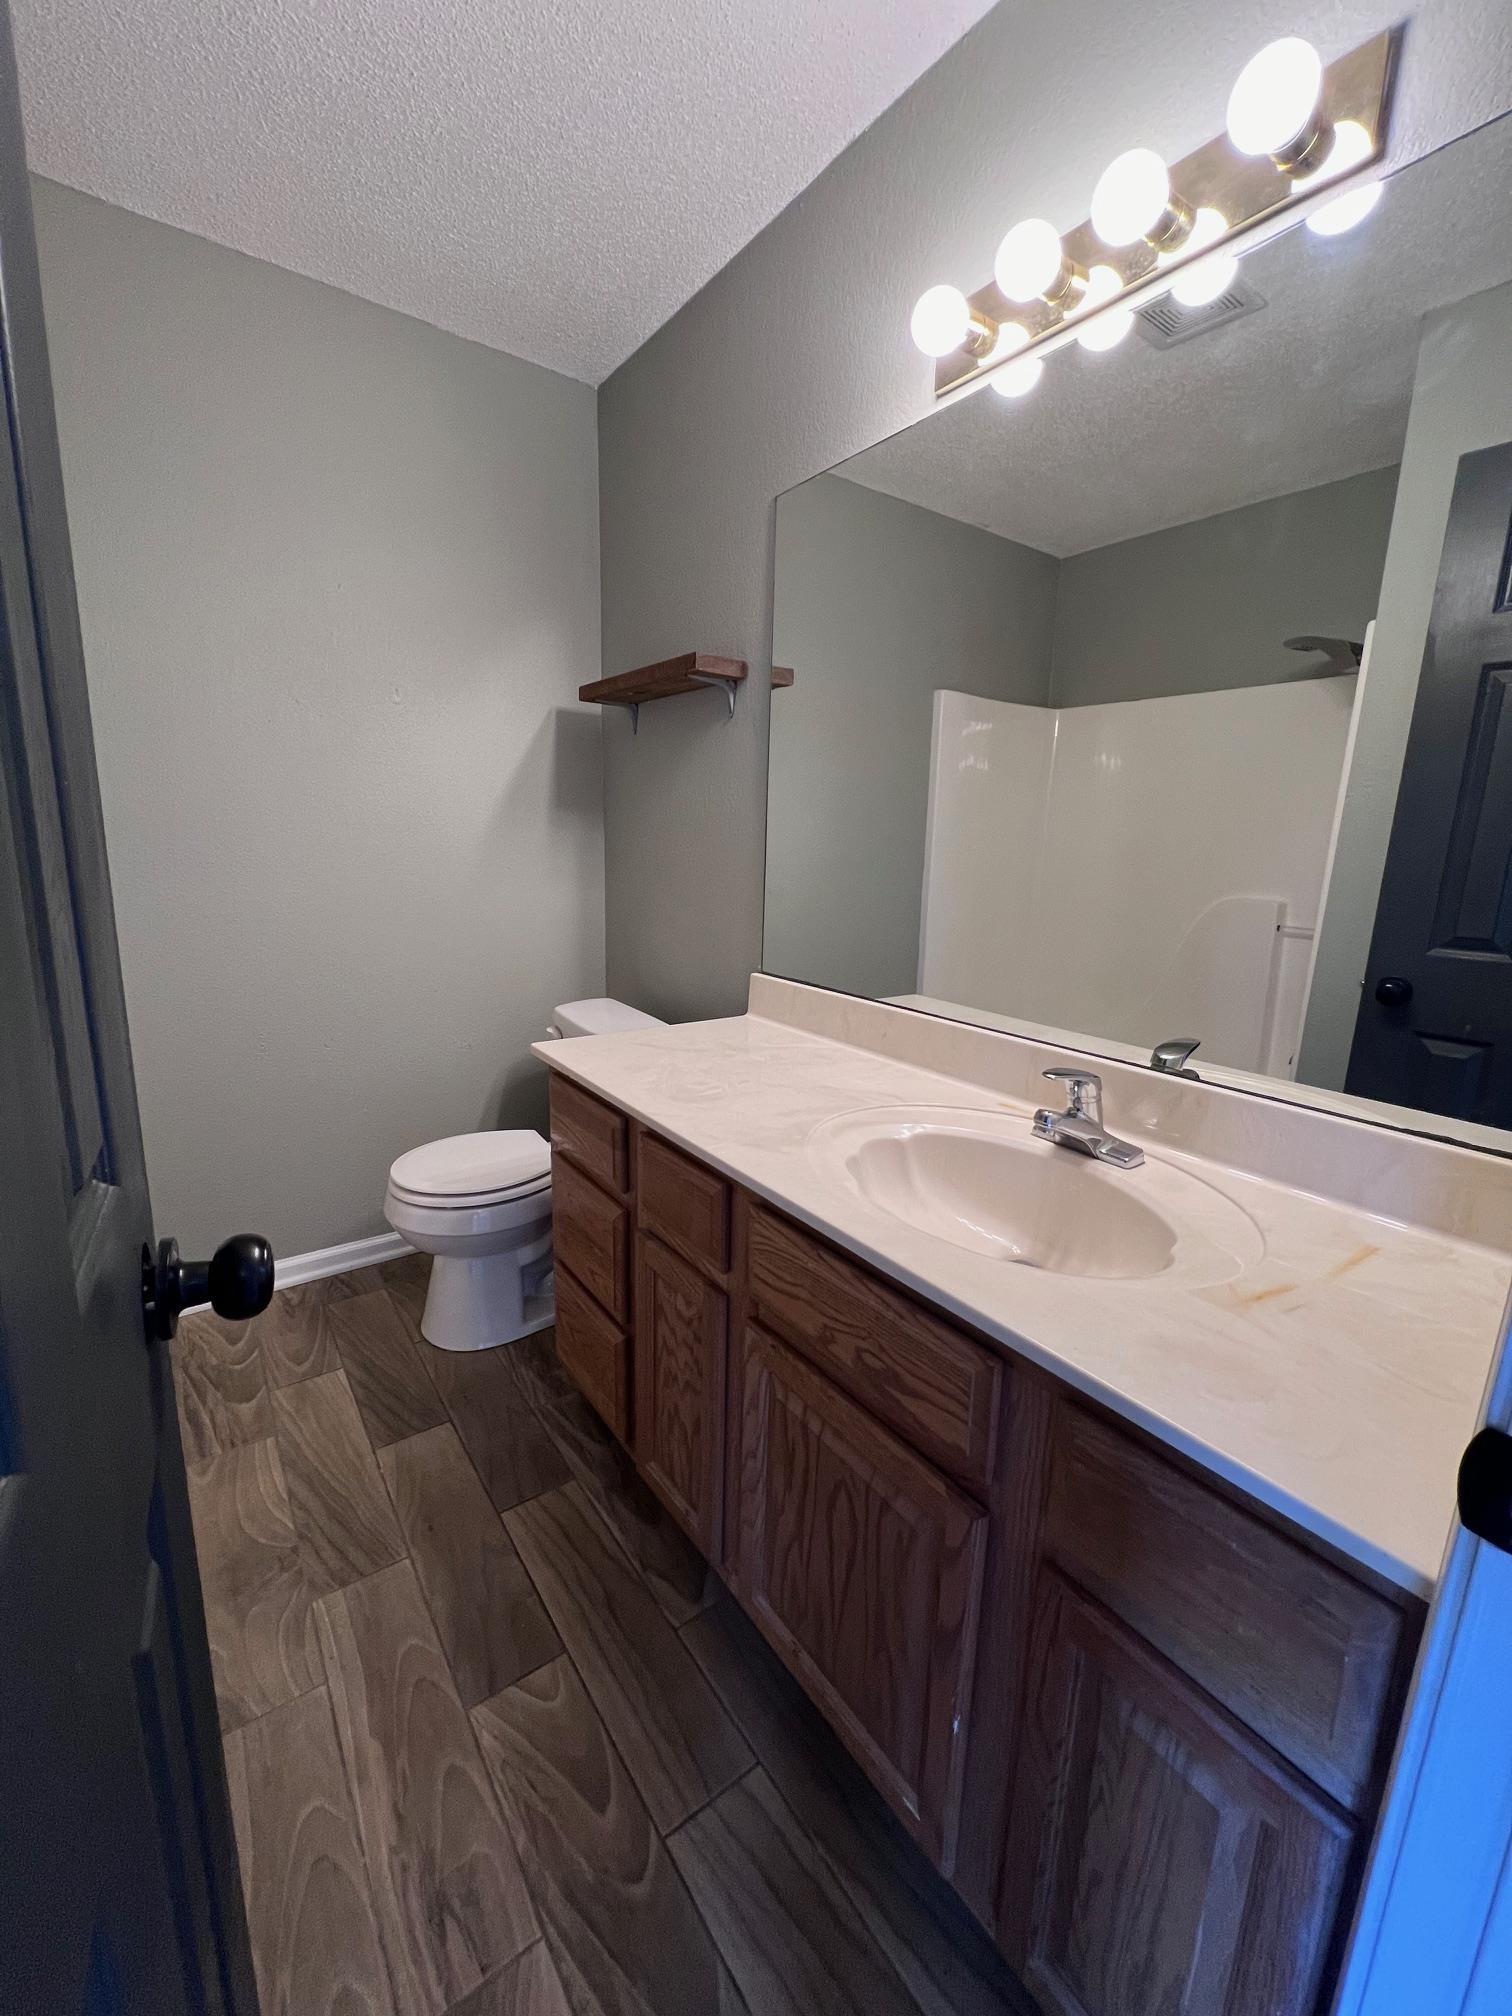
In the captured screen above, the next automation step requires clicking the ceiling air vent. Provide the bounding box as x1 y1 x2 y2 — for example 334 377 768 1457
1135 277 1267 349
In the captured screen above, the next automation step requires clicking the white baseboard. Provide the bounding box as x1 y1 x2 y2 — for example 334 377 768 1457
275 1230 412 1290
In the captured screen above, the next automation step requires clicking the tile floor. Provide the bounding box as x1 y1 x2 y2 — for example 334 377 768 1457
174 1255 1032 2016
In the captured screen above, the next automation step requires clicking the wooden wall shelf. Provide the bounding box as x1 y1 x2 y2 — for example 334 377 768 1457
581 652 793 732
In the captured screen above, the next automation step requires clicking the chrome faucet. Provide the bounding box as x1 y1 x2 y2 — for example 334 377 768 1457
1150 1037 1201 1079
1032 1068 1145 1169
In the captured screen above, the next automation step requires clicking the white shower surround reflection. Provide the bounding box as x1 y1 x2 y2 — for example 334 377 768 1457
915 678 1356 1075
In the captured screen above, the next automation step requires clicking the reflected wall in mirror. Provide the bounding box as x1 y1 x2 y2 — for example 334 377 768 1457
764 110 1512 1151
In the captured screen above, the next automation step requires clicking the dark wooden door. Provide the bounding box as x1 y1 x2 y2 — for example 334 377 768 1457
0 11 256 2009
1347 440 1512 1122
633 1232 726 1555
999 1570 1355 2016
736 1321 987 1869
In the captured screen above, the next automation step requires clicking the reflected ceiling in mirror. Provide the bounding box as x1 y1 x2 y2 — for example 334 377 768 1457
764 110 1512 1152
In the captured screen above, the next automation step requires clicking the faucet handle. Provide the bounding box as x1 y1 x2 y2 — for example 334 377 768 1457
1151 1037 1201 1078
1042 1066 1103 1123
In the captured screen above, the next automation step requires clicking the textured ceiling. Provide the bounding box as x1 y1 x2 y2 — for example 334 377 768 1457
835 112 1512 555
12 0 997 384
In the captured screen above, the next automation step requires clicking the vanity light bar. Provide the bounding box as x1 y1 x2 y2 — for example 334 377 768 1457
914 27 1397 399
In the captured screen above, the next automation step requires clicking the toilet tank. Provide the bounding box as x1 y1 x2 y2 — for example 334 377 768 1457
547 996 666 1040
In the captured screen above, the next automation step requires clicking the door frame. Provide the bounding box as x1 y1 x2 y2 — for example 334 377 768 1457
1336 1286 1512 2015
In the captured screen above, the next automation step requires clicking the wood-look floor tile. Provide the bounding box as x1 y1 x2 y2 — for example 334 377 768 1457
223 1687 396 2016
327 1263 390 1300
472 1656 745 2016
669 1768 924 2016
505 1484 750 1832
332 1289 449 1449
381 1252 430 1336
509 1331 576 1415
443 1941 572 2016
683 1602 1032 2016
173 1312 272 1468
254 1281 344 1388
537 1386 717 1627
424 1342 569 1513
317 1560 538 2013
186 1437 321 1732
379 1424 562 1707
272 1371 405 1595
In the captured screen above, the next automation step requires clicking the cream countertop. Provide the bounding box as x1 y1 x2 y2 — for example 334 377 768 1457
534 998 1512 1599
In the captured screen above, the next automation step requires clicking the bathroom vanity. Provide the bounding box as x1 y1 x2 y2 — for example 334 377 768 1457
535 982 1511 2016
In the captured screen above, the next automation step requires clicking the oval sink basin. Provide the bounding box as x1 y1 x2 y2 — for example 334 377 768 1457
809 1105 1262 1285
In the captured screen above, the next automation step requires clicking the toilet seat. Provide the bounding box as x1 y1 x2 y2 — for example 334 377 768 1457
387 1130 551 1210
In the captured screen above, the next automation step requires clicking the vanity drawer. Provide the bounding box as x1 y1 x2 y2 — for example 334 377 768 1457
552 1156 629 1322
639 1132 730 1276
746 1204 1002 1492
1043 1404 1409 1811
554 1264 629 1440
549 1074 629 1195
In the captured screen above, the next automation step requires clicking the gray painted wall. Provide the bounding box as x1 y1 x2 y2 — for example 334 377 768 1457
597 0 1512 1022
35 179 604 1259
765 472 1056 998
1300 278 1512 1089
1051 466 1399 707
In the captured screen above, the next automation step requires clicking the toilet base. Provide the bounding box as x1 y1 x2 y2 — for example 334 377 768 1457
421 1253 556 1353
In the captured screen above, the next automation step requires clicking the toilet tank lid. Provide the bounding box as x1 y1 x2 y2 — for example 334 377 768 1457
389 1130 550 1199
551 996 666 1038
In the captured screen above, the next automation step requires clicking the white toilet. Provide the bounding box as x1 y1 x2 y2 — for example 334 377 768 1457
384 996 663 1352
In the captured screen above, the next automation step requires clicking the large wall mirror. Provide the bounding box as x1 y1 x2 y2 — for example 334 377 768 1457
764 108 1512 1151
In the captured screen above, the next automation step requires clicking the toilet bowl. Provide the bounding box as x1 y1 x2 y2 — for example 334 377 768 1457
384 1131 554 1352
385 997 665 1352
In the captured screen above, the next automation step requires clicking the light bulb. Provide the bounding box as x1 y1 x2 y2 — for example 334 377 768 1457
1078 309 1135 353
1091 148 1174 247
1294 118 1373 191
1306 179 1383 236
1226 37 1324 159
990 354 1043 399
990 322 1031 361
1171 250 1239 307
1076 265 1133 351
995 219 1066 303
1168 207 1237 306
910 284 972 357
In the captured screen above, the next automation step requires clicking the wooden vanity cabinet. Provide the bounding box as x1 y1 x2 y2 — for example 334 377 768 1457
544 1070 1421 2016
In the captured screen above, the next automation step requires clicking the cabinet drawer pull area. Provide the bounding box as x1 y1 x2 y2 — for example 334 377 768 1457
747 1204 1001 1490
554 1265 630 1441
639 1131 731 1275
549 1074 630 1194
1042 1405 1410 1812
736 1322 987 1869
551 1155 630 1322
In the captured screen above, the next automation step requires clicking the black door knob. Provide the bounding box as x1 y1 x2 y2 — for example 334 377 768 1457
142 1233 274 1343
1458 1427 1512 1554
1374 976 1414 1008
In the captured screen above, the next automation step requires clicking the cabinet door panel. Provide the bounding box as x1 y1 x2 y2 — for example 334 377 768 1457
634 1235 726 1556
1001 1570 1355 2016
737 1323 986 1869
